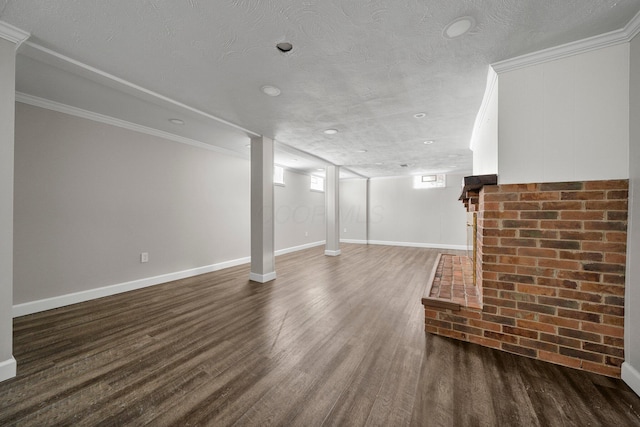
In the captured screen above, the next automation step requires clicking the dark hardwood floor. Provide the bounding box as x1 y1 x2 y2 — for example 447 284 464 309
1 244 639 426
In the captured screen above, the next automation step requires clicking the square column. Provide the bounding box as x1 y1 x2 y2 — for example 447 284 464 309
0 21 29 383
249 136 276 282
325 165 341 256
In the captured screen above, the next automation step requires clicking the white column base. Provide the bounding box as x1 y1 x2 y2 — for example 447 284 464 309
0 356 16 382
249 272 277 283
324 250 342 257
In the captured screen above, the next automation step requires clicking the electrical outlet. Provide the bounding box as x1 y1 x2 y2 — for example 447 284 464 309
304 231 309 237
344 228 347 233
140 252 149 263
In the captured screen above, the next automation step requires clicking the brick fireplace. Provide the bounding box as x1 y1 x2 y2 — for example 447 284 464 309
422 178 628 377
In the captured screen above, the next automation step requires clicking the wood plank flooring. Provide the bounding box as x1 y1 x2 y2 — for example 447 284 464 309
1 244 639 426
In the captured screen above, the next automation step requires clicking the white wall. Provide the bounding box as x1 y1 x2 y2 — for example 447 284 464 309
498 44 630 184
472 70 499 176
274 169 325 252
13 103 251 305
368 174 468 250
623 35 640 395
0 38 17 382
340 178 367 242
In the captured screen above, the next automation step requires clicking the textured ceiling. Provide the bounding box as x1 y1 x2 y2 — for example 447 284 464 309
2 0 640 178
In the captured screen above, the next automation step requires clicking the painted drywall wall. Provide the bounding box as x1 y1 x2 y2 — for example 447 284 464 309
472 72 498 176
623 35 640 395
0 38 17 381
340 179 368 242
368 174 468 249
274 169 325 251
498 43 630 184
13 102 251 304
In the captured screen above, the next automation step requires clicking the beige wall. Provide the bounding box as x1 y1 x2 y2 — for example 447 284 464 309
0 38 17 381
498 43 630 184
274 169 325 251
624 34 640 393
340 179 368 242
13 102 251 304
368 174 468 249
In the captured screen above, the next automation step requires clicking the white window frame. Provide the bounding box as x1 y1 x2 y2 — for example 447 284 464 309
413 174 446 189
310 175 325 192
274 165 285 186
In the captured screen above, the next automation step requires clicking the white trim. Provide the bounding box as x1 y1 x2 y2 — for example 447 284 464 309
492 9 640 74
19 41 259 137
470 67 498 150
275 241 325 256
0 357 17 383
340 239 368 244
622 362 640 396
367 240 470 251
249 272 277 283
324 249 342 256
0 21 29 48
16 93 246 160
13 256 250 317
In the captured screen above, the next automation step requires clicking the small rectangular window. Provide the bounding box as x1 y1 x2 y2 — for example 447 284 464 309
414 174 446 189
310 175 324 192
274 165 285 185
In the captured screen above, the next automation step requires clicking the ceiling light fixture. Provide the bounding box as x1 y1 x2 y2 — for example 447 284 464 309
261 85 281 96
276 42 293 53
443 16 475 39
423 140 435 145
356 149 367 153
414 112 426 119
169 118 184 125
324 129 338 135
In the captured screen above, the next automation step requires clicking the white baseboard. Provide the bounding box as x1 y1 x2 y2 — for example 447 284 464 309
340 239 368 244
367 240 471 251
275 240 325 256
13 241 332 317
13 256 250 317
324 249 342 256
249 272 277 283
0 357 16 383
622 362 640 396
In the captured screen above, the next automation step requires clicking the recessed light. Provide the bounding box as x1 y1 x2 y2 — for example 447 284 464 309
169 118 184 125
276 42 293 53
324 129 338 135
261 85 281 96
443 16 475 39
414 112 426 119
423 140 435 145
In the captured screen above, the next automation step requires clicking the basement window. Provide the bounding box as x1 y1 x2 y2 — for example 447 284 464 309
414 174 446 189
310 175 324 192
274 165 285 186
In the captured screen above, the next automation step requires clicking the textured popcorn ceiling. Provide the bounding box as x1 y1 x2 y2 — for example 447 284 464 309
2 0 640 177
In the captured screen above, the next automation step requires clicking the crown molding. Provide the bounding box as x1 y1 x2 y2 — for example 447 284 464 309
493 9 640 74
16 92 248 160
20 41 259 137
0 20 29 48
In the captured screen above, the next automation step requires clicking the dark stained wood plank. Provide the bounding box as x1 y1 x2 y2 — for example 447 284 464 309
0 244 638 426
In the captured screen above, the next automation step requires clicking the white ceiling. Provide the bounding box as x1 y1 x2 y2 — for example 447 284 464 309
2 0 640 178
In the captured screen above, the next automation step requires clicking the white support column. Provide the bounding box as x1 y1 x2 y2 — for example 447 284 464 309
0 21 29 383
325 165 341 256
249 136 276 283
